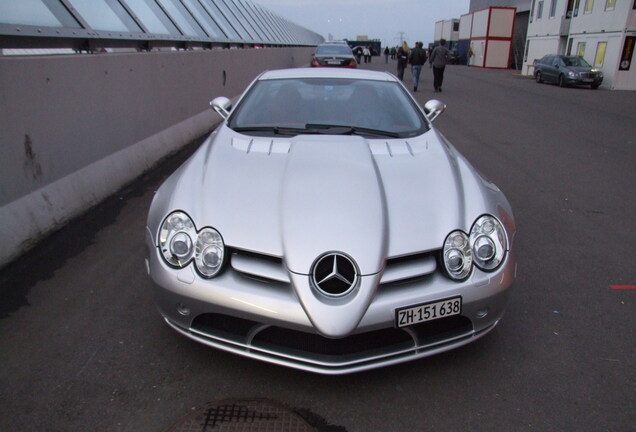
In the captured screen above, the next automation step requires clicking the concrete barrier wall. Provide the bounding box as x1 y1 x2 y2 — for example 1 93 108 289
0 47 314 267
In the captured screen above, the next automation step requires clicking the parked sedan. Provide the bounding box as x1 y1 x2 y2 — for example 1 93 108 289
145 68 517 374
311 43 357 68
534 54 603 89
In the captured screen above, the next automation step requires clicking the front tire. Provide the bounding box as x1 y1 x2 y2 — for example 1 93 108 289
535 71 543 83
558 74 566 87
591 83 600 89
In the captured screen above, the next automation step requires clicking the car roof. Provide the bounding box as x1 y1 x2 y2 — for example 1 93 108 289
258 68 398 82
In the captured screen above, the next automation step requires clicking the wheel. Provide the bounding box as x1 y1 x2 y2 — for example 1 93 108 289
591 83 600 89
558 74 566 87
535 71 543 83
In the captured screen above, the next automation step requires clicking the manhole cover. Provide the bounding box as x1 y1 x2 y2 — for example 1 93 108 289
163 398 319 432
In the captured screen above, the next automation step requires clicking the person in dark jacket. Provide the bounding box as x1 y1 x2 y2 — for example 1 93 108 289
409 41 427 92
396 42 409 81
429 38 451 92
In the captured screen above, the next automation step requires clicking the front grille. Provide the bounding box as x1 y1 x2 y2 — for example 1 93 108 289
256 326 413 356
229 249 442 288
191 313 473 362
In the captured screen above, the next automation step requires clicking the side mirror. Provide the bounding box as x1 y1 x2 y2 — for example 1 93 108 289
423 99 446 122
210 97 232 119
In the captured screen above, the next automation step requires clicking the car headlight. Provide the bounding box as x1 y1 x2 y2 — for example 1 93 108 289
568 71 578 78
443 215 507 281
158 211 225 278
159 211 196 267
195 228 225 278
470 215 507 271
443 231 472 280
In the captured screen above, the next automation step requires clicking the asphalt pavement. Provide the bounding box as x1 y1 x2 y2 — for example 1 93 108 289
1 58 634 432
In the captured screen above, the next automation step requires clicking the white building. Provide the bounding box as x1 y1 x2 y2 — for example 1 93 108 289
434 19 461 49
463 7 517 68
523 0 636 89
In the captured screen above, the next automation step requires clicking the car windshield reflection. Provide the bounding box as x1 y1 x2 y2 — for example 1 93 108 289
228 78 428 138
315 45 354 55
563 56 591 67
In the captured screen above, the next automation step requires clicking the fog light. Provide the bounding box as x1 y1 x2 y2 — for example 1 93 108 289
476 308 489 319
176 303 191 316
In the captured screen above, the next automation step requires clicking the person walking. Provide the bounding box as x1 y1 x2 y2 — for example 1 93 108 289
363 46 371 63
409 41 427 92
396 41 409 81
384 46 390 63
354 46 363 64
429 38 451 92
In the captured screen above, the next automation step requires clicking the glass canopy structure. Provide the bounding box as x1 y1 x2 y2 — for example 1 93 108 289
0 0 324 52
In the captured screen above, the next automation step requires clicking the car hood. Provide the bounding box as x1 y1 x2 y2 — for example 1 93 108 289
149 125 509 276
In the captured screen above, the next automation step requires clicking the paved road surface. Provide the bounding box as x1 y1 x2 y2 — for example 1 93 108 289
1 59 634 432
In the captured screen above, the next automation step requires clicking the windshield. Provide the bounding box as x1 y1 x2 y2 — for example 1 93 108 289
563 56 592 67
315 45 353 55
228 78 428 138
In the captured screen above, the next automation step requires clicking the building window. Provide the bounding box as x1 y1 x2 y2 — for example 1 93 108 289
584 0 594 13
530 0 536 21
605 0 616 10
577 41 586 57
595 41 607 66
567 38 573 55
574 0 581 16
537 0 544 19
550 0 558 17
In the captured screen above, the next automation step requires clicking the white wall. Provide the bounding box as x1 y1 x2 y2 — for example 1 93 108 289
435 21 444 41
570 0 633 34
472 9 490 38
0 47 314 267
490 8 516 37
527 0 566 36
460 14 473 40
569 33 625 88
486 40 513 67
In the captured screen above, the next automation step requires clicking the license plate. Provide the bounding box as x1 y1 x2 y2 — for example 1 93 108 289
326 60 341 64
395 297 462 328
582 78 593 82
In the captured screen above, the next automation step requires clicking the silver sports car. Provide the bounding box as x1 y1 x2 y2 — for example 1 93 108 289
145 68 516 374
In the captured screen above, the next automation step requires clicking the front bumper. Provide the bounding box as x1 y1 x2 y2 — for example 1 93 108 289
146 228 516 374
566 75 603 86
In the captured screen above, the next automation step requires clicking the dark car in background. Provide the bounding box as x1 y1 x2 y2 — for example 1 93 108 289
311 43 357 68
534 55 603 89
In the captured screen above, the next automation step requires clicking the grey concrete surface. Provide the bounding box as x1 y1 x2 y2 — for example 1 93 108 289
0 60 634 432
0 47 314 266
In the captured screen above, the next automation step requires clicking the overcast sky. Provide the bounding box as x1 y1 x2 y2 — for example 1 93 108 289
254 0 470 46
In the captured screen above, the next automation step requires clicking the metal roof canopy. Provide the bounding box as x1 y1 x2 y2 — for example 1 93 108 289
0 0 323 52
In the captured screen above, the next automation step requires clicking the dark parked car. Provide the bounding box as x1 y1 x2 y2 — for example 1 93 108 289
534 54 603 89
311 43 357 68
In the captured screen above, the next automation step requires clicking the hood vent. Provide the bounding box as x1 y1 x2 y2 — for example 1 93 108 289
232 137 290 155
368 140 429 157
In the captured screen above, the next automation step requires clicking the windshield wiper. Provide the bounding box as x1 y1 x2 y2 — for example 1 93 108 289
305 123 401 138
233 124 402 138
350 126 401 138
232 126 310 136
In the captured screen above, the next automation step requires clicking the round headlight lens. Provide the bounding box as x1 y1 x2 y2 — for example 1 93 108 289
195 228 225 278
470 215 507 271
443 231 472 280
159 212 196 267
